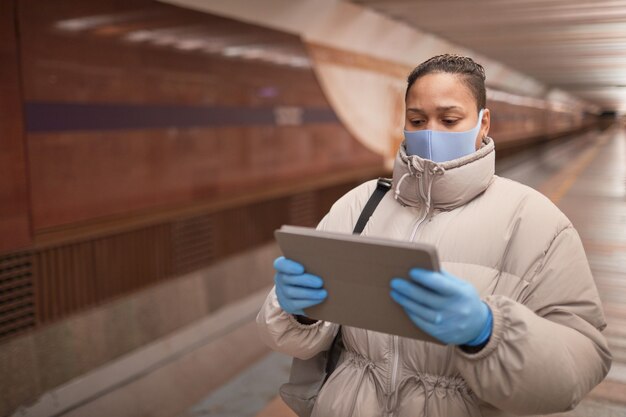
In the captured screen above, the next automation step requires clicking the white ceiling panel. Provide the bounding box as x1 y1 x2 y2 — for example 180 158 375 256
348 0 626 112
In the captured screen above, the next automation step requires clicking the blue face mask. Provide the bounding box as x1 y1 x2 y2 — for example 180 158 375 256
404 109 484 162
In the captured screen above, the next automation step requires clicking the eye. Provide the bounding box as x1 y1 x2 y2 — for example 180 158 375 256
410 119 425 126
442 118 459 125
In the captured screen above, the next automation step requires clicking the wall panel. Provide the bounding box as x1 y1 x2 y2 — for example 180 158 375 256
18 0 383 232
0 0 31 253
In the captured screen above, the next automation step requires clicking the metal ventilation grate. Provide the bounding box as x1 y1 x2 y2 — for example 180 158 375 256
172 215 216 275
0 252 35 342
289 191 317 227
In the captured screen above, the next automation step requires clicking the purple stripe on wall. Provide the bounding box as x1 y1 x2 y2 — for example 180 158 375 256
24 102 339 133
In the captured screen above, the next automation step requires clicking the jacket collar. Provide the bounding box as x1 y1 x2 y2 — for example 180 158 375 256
392 137 495 210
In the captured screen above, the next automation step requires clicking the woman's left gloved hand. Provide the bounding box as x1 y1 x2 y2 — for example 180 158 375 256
390 268 493 346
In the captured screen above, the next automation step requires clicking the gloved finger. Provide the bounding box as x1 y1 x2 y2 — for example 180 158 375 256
278 273 324 289
390 278 448 309
275 282 290 304
275 283 293 309
273 256 305 275
406 311 442 341
409 268 459 296
289 298 327 311
283 285 328 301
390 290 442 324
439 269 473 287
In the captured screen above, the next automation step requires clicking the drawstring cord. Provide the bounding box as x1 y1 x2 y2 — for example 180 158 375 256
385 375 429 416
342 349 472 417
394 172 411 202
347 360 376 417
394 156 445 211
386 372 469 417
402 159 445 242
394 157 415 202
422 165 446 209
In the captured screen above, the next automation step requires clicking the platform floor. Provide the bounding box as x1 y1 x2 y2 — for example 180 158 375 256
182 126 626 417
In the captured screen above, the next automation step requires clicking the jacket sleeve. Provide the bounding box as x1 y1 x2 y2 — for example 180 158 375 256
453 226 612 415
256 285 340 360
255 210 342 360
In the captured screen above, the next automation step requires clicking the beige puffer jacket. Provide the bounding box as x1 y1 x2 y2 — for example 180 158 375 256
257 138 612 417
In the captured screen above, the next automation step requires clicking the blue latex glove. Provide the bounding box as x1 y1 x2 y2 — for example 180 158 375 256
274 256 327 316
390 268 492 346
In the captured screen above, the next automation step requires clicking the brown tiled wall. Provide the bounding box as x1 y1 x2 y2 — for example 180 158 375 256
18 0 382 231
0 0 31 253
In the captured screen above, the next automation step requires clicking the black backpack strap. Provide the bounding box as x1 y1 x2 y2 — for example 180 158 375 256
352 177 392 235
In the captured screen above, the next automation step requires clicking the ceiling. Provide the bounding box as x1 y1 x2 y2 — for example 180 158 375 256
348 0 626 113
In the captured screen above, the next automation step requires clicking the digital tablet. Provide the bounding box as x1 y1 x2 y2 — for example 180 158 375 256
274 225 442 344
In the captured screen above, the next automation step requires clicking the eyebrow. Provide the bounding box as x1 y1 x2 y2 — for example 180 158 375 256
407 106 464 113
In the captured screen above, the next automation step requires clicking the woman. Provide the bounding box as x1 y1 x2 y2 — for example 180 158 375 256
257 54 611 417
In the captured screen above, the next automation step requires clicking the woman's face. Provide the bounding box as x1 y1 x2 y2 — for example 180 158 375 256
405 72 490 150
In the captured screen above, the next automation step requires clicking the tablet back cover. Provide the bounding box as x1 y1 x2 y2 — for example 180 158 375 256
275 225 442 344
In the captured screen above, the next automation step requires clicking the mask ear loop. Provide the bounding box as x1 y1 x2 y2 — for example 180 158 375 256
474 108 486 148
427 131 433 161
477 108 486 141
477 108 485 126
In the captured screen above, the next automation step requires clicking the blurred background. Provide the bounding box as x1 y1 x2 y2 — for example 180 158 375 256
0 0 624 416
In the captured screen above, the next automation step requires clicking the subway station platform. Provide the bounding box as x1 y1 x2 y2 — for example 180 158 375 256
178 126 626 417
7 130 625 417
4 1 626 416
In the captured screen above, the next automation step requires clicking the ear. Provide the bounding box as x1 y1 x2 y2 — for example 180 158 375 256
475 108 491 149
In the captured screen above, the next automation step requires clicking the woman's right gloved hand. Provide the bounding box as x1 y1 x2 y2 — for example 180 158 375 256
274 256 327 316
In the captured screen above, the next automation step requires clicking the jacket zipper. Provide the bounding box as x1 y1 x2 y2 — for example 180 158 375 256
409 207 429 242
391 165 441 414
388 335 400 416
409 169 434 242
